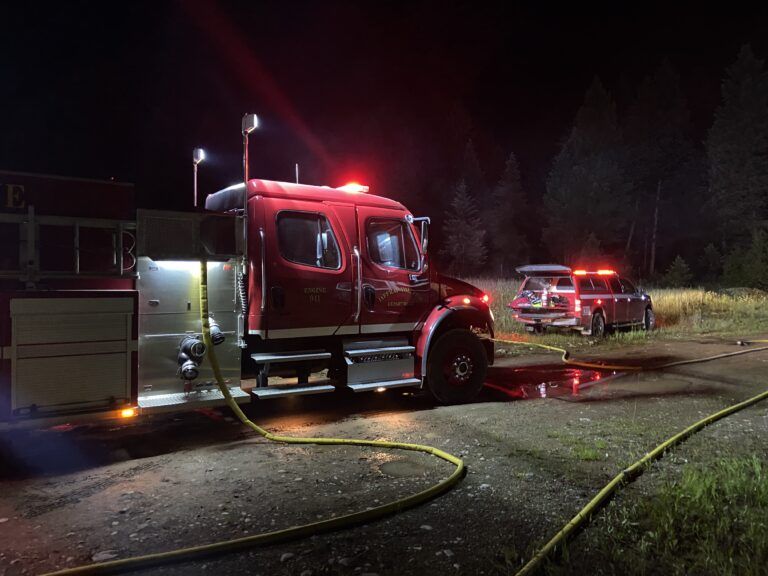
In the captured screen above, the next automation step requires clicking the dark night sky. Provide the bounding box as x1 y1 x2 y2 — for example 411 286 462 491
2 1 768 212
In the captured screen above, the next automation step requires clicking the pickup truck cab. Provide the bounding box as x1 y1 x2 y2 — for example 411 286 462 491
508 265 654 337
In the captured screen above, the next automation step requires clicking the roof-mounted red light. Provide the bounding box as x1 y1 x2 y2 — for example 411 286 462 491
573 270 587 276
597 269 616 275
337 182 369 194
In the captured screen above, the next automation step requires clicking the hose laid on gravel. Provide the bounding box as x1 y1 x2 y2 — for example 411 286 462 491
44 262 465 576
493 336 768 372
493 336 768 576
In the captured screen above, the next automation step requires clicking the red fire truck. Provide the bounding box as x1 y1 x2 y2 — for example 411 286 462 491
0 169 494 426
508 264 654 337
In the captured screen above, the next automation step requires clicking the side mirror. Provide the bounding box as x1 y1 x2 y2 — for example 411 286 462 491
420 220 429 254
321 231 329 252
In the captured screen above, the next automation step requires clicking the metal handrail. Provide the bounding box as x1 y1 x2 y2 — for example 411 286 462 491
352 246 362 322
259 227 266 313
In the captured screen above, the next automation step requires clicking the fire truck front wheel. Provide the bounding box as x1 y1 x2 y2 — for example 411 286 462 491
427 329 488 404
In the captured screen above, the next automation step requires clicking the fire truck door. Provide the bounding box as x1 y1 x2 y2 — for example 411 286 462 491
262 199 354 339
356 206 433 334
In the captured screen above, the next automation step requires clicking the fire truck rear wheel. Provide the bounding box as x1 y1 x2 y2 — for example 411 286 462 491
591 312 606 339
427 329 488 405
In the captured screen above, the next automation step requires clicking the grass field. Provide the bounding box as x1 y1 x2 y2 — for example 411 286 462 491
465 277 768 340
555 456 768 576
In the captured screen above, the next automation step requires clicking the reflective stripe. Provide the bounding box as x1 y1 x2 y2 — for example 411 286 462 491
579 294 613 300
248 329 265 336
335 325 359 335
264 322 417 339
268 326 338 339
361 322 417 334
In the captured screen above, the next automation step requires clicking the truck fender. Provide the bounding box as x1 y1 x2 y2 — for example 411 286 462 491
415 295 494 380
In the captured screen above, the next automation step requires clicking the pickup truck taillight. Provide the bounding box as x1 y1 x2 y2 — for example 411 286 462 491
574 298 581 314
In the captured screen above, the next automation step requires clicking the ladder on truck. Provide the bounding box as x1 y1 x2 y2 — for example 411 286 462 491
0 205 137 286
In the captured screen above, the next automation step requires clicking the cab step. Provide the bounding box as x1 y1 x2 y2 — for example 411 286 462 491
344 345 415 359
138 388 250 413
250 384 336 399
347 377 421 393
343 340 416 388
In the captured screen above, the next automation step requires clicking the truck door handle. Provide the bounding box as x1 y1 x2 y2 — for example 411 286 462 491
271 286 285 310
363 285 375 310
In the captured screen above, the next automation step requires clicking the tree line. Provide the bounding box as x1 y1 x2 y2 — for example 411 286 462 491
440 45 768 288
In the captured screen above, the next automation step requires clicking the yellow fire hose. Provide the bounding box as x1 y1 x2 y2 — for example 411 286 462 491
492 337 768 576
43 262 465 576
42 283 768 576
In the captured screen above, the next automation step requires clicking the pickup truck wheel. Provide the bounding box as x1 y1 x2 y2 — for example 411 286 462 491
427 329 488 404
591 312 606 339
643 307 656 331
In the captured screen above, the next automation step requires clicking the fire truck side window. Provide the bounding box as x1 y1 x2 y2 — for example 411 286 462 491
608 277 623 293
276 211 341 269
555 277 574 289
366 219 420 270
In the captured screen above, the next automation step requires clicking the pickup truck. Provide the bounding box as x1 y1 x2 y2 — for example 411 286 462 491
508 265 654 337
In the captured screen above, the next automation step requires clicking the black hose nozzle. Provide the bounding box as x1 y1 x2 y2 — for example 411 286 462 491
209 317 225 346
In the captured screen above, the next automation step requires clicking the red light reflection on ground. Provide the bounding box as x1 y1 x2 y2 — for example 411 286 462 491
484 366 614 400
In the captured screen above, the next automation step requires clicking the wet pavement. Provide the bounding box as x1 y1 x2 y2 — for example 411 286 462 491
0 343 751 480
483 363 616 401
2 336 768 575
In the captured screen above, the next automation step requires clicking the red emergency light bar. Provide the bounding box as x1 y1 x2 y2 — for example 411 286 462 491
337 182 369 193
573 269 617 276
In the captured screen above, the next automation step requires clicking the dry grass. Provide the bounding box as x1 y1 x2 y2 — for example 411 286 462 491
465 277 768 338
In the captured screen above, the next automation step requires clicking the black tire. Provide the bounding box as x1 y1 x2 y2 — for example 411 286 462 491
427 329 488 404
643 307 656 331
591 312 606 339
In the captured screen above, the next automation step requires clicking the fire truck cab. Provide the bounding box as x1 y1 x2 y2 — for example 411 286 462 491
0 173 494 426
193 179 495 404
508 264 654 337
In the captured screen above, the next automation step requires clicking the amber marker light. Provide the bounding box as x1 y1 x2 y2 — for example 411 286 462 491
120 408 137 418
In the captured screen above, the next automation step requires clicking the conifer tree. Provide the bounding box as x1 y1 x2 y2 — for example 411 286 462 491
441 180 487 276
544 77 630 262
707 45 768 247
484 152 528 274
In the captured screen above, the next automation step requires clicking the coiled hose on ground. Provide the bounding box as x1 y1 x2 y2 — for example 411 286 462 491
43 262 465 576
43 292 768 575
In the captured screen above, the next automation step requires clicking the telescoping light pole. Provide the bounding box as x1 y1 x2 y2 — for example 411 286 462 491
241 114 259 260
192 148 205 208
